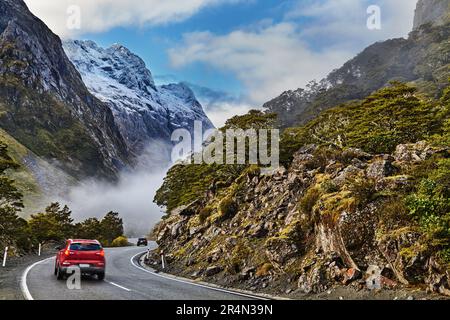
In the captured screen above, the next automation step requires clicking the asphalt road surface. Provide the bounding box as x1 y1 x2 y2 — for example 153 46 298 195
22 243 257 300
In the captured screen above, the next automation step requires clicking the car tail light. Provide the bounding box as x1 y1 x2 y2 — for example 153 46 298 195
96 250 104 257
64 249 70 256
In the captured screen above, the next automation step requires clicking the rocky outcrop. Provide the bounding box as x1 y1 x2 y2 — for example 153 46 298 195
149 141 450 297
413 0 450 30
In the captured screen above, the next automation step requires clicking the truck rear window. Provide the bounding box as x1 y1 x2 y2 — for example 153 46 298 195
69 243 102 251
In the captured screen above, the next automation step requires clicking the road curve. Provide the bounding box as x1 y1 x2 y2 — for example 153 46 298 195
22 245 255 300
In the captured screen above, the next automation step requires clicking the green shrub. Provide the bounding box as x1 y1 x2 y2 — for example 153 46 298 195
299 188 321 215
111 236 129 247
378 197 411 228
347 175 377 207
405 159 450 261
218 196 237 220
279 82 442 165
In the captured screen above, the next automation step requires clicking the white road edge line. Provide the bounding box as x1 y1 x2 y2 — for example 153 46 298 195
106 281 131 292
130 251 269 300
21 257 54 301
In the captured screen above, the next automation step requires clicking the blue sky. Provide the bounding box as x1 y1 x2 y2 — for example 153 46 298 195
25 0 418 126
80 0 289 94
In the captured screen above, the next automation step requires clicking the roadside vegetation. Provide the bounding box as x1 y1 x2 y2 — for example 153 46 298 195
154 110 277 212
152 81 450 294
0 146 128 254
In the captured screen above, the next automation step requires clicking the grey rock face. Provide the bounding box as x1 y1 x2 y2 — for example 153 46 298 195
0 0 130 179
413 0 450 30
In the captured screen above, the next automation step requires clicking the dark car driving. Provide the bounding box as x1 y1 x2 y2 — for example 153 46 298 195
137 238 148 246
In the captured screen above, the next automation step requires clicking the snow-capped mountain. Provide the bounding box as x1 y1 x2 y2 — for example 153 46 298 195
63 40 214 162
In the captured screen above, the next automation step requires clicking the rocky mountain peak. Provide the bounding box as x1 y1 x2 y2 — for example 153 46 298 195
413 0 450 30
64 39 156 95
161 82 197 103
64 39 214 160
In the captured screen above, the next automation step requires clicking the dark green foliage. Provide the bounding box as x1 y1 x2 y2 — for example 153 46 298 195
74 212 124 246
223 110 277 130
0 142 27 250
99 212 124 246
155 111 277 212
218 196 237 221
406 159 450 262
0 78 104 178
0 206 30 251
74 218 102 240
299 188 321 215
28 203 74 244
0 139 125 252
280 82 442 164
28 206 125 247
155 163 244 212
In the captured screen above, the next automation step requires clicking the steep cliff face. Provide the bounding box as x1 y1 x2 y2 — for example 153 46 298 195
0 0 131 180
413 0 450 30
264 1 450 128
0 128 75 217
63 40 214 162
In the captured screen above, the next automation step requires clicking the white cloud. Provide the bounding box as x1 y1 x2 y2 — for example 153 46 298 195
169 22 353 104
168 0 418 105
24 0 243 38
287 0 418 48
203 101 253 128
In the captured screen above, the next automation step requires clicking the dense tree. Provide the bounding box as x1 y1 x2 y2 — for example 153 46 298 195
100 212 124 245
155 111 277 212
280 82 443 165
0 142 26 250
28 203 74 245
75 217 102 240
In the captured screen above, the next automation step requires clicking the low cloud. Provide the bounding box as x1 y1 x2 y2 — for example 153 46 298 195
25 0 244 38
61 169 166 237
203 101 253 128
53 141 171 237
184 82 253 127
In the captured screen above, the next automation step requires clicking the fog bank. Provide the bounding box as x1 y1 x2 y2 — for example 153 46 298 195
56 141 171 237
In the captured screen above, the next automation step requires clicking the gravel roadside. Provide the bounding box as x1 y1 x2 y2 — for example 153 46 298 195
0 251 55 300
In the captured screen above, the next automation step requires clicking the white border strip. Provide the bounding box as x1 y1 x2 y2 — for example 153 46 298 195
21 257 54 300
130 252 270 300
